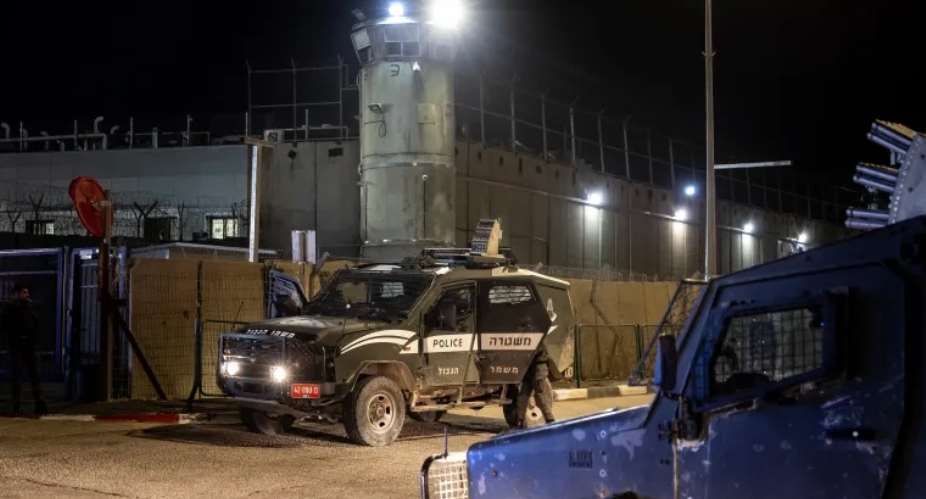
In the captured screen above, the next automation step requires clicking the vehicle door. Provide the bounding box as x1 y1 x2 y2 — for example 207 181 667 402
676 265 906 499
476 280 551 385
419 283 479 387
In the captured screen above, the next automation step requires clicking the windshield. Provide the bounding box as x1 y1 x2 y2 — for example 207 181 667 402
304 270 434 322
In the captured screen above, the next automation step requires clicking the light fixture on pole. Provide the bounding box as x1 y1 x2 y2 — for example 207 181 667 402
684 184 697 197
586 191 604 206
674 207 689 221
742 221 755 234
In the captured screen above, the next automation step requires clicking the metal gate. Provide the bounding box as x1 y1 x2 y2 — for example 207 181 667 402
65 247 130 400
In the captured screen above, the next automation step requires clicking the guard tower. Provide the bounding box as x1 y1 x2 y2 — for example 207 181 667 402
350 2 462 260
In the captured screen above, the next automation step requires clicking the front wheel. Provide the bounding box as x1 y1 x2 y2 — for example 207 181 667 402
240 408 294 436
343 376 407 446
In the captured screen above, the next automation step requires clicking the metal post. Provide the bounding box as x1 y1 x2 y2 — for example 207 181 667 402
291 58 298 130
248 144 262 263
478 74 486 146
74 120 80 150
569 105 577 166
185 114 192 146
597 111 605 173
246 61 253 138
541 93 548 159
647 129 654 185
704 0 718 277
509 76 517 152
622 116 632 179
337 54 345 136
668 137 676 188
152 127 158 149
98 193 113 401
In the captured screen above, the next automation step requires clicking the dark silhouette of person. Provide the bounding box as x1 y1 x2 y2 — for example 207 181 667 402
2 283 47 415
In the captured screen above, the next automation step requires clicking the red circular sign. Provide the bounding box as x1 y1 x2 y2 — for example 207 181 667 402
68 176 107 237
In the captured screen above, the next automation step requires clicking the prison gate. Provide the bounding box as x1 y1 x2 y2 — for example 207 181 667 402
127 257 680 400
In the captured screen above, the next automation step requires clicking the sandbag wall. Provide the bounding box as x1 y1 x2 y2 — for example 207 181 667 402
128 258 352 400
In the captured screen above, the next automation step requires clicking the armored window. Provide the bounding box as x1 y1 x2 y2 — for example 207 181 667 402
710 307 824 397
208 216 238 240
488 285 535 305
385 42 402 56
426 286 475 332
478 281 550 333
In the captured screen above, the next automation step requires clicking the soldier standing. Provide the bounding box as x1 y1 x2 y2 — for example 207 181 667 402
516 349 556 426
2 284 47 415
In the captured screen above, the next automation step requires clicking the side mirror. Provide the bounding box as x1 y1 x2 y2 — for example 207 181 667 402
655 334 678 392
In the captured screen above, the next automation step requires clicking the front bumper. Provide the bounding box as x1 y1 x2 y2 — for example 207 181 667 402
218 332 336 404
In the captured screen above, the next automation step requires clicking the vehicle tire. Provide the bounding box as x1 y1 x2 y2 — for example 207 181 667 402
503 385 545 429
343 376 407 446
409 410 446 423
239 408 294 435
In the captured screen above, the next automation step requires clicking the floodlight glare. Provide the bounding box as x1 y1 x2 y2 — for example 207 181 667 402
684 184 696 197
743 221 755 234
223 361 241 377
586 191 604 206
430 0 466 29
388 2 405 17
674 208 689 221
797 231 809 243
270 365 289 383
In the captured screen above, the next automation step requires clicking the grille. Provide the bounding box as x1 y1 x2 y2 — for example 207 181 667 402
425 453 469 499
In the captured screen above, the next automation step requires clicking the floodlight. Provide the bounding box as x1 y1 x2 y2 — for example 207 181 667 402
388 2 405 17
684 184 696 197
743 221 755 234
586 191 604 206
797 231 808 243
674 208 689 221
430 0 466 29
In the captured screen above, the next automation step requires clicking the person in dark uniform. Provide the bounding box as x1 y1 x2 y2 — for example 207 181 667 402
515 349 556 426
2 283 47 415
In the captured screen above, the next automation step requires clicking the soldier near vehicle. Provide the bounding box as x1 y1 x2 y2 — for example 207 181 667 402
1 283 47 416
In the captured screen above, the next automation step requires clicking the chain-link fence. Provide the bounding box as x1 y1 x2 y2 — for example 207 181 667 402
573 323 684 386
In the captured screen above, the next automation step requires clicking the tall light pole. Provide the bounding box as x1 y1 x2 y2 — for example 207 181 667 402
704 0 718 277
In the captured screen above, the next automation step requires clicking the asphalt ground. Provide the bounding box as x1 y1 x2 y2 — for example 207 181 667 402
0 395 653 499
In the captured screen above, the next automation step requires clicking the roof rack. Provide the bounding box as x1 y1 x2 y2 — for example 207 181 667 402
419 247 518 269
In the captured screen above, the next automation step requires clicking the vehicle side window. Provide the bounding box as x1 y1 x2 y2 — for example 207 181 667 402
478 281 550 332
425 287 474 332
711 307 824 397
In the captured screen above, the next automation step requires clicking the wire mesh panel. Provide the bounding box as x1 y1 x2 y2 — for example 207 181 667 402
577 324 639 383
712 307 823 396
424 453 469 499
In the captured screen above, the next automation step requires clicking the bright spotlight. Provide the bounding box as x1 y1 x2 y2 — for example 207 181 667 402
270 365 289 384
743 221 755 234
797 231 808 243
684 184 696 197
430 0 466 29
388 2 405 17
223 361 241 377
674 208 689 221
586 191 604 206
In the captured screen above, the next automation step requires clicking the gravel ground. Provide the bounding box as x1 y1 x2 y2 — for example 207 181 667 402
0 395 653 499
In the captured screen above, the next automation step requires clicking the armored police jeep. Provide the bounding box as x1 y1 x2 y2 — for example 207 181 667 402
217 249 575 446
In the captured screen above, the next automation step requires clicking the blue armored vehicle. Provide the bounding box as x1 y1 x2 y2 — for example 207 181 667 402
422 214 926 498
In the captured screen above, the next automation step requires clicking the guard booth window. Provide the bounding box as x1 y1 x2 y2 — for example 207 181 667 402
711 307 824 397
478 282 549 332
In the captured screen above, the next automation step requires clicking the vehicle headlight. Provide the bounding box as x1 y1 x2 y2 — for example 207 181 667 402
270 365 289 383
223 361 241 376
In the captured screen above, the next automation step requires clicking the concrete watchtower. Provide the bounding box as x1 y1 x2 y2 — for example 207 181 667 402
350 1 463 260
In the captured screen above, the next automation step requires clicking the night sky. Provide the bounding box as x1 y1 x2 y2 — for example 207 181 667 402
1 0 923 180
